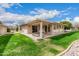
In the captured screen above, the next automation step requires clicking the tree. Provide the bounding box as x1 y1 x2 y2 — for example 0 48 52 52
60 21 72 30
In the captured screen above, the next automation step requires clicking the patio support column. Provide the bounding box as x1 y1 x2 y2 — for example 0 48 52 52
52 25 54 34
60 25 62 31
40 21 43 38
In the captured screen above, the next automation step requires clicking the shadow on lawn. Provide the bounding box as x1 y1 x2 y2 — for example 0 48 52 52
0 34 13 56
49 31 77 40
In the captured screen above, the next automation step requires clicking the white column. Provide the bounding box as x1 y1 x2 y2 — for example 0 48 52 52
61 25 62 31
40 22 43 38
52 25 54 34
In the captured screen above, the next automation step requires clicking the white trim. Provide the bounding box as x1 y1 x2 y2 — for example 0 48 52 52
40 21 43 38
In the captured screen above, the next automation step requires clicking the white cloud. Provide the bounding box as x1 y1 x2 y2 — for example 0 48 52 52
16 3 23 7
0 5 60 26
63 13 70 16
59 7 77 18
0 12 34 26
1 8 59 26
30 8 60 19
0 8 60 26
0 7 5 14
61 17 72 22
0 3 14 8
61 7 73 13
73 16 79 22
0 3 23 9
72 16 79 27
0 3 26 26
0 3 23 15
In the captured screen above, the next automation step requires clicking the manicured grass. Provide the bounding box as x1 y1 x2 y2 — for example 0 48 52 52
0 34 13 55
3 33 40 56
36 39 60 56
0 31 79 56
49 48 59 55
38 31 79 55
49 31 79 48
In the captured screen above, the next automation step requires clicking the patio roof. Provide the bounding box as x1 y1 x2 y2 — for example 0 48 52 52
20 19 59 26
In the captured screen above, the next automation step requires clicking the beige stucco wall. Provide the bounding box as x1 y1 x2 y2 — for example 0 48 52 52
27 25 32 34
21 25 28 34
21 24 32 34
52 23 64 33
0 25 7 35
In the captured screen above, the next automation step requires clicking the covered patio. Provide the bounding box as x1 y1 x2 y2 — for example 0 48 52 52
21 19 64 39
30 20 52 39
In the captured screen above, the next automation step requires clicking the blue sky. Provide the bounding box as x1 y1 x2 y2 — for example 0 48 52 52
5 3 79 21
0 3 79 26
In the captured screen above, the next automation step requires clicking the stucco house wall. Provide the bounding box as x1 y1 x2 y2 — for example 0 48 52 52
21 24 32 34
0 24 7 35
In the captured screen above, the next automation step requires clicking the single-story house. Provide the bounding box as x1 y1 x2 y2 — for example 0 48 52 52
0 24 20 35
20 19 64 40
0 19 64 40
0 24 7 35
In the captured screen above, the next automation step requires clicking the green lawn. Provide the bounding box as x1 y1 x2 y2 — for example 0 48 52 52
2 33 40 56
37 31 79 55
0 31 79 56
49 31 79 48
0 34 13 56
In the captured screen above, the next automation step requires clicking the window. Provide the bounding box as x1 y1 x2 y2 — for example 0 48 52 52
48 25 50 32
32 25 38 33
44 25 47 32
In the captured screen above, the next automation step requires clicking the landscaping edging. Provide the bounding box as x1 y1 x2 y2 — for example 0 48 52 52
56 39 79 56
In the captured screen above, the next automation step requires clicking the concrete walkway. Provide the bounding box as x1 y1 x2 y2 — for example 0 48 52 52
63 40 79 56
